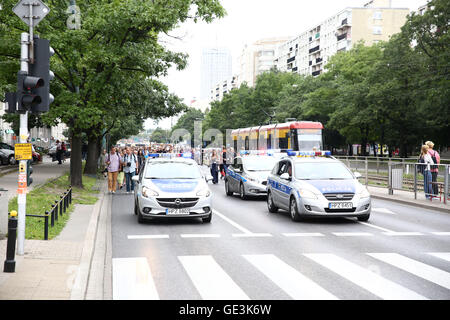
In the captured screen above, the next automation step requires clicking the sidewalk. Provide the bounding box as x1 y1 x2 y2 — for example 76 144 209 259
0 176 111 300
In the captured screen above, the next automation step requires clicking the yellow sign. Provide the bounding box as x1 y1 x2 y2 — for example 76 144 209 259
14 143 32 160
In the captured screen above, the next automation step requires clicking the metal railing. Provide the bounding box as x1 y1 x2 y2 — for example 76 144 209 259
25 186 72 240
340 159 449 204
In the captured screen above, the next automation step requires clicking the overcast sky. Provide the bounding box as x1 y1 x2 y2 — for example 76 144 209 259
145 0 425 130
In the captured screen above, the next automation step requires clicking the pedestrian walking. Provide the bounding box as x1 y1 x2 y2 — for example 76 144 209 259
210 150 219 184
55 140 62 164
419 144 434 200
105 146 121 194
99 149 107 178
61 141 67 163
219 146 227 180
123 147 139 193
426 141 440 197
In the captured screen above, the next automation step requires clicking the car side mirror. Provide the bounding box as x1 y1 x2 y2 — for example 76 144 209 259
132 175 140 183
280 173 291 180
354 172 362 179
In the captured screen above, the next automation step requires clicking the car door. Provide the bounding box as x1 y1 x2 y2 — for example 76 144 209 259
278 160 293 210
227 157 240 192
270 160 287 208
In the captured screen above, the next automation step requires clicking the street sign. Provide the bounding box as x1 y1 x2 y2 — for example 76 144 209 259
14 143 32 160
12 0 50 27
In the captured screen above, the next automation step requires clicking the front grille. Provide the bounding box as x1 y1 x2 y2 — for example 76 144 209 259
324 193 354 201
156 198 199 209
324 208 356 213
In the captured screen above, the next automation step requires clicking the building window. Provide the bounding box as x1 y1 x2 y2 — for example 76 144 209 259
373 26 382 35
373 11 382 20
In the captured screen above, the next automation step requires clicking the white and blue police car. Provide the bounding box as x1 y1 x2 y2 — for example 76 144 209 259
266 151 371 222
132 153 213 223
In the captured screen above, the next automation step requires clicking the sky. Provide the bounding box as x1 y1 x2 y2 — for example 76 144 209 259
145 0 426 130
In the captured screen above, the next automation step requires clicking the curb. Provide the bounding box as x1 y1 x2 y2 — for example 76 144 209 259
371 194 450 214
70 180 107 300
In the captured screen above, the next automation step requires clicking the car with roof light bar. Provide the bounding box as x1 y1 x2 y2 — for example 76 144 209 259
266 151 371 221
132 155 213 223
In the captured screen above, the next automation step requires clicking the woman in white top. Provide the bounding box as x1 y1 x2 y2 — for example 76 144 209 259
420 144 434 200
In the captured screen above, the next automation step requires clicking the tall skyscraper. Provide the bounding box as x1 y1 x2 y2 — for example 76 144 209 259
200 48 232 99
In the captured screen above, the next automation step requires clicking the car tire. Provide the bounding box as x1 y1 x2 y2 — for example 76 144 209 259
267 191 278 213
225 179 233 196
8 155 16 165
202 213 212 223
290 197 303 222
357 213 370 222
134 200 139 215
239 183 247 200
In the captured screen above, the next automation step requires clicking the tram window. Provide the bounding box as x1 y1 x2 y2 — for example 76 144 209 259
279 136 289 149
245 136 249 150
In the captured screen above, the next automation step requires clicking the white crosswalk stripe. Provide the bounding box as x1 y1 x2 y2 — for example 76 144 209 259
243 254 338 300
427 252 450 262
372 208 396 215
304 253 428 300
368 253 450 290
112 257 159 300
178 255 250 300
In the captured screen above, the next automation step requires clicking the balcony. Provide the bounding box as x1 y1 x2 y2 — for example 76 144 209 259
309 45 320 54
337 18 351 30
316 57 323 64
312 70 322 77
337 33 347 41
309 61 312 66
292 67 298 72
287 56 296 63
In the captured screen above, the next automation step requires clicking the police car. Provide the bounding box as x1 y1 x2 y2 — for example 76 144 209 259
132 153 213 223
266 151 371 221
225 152 279 199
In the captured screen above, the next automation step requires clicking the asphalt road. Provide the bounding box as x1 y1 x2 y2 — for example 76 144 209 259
111 178 450 300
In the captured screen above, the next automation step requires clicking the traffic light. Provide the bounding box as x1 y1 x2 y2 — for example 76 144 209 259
16 70 44 113
26 160 33 186
29 37 54 113
4 92 17 113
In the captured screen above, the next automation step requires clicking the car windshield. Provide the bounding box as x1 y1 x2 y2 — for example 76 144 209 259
243 157 277 171
145 161 202 179
294 162 354 180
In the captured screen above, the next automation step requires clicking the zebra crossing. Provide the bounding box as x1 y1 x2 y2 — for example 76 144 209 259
112 251 450 300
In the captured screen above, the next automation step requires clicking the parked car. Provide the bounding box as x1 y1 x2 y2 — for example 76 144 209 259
0 142 16 165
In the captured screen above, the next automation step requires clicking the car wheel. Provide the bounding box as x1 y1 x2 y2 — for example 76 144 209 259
239 183 247 200
202 213 212 223
225 179 233 196
357 213 370 222
290 197 302 222
267 191 278 213
8 155 16 165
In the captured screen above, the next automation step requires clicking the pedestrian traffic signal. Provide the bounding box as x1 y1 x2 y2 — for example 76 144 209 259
16 71 44 113
26 160 33 186
29 37 54 114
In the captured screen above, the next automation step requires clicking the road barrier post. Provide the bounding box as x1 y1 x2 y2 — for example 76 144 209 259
44 212 49 240
388 160 393 195
444 165 448 205
365 159 368 186
54 200 58 221
414 163 417 200
3 211 18 273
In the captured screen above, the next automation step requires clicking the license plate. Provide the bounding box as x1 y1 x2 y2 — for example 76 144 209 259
328 202 353 209
166 208 190 215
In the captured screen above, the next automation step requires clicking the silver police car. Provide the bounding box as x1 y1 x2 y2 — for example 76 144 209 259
225 154 279 199
132 155 213 223
266 151 371 221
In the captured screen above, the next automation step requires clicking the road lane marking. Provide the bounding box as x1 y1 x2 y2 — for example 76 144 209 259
112 257 159 300
232 233 273 238
332 232 373 237
431 232 450 236
382 232 424 236
352 220 396 233
282 233 325 237
180 234 221 238
304 253 428 300
213 210 253 234
178 255 249 300
243 254 338 300
368 253 450 290
372 208 396 215
128 235 169 239
427 252 450 262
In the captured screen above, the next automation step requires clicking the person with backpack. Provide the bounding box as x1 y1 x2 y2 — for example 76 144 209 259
105 146 121 194
123 147 139 194
418 144 435 200
426 141 440 197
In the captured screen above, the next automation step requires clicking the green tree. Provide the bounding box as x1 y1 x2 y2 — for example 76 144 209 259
171 108 204 146
151 127 170 143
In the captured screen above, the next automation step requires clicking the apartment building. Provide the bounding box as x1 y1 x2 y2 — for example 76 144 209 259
210 75 239 102
274 0 409 77
238 37 291 87
200 47 232 99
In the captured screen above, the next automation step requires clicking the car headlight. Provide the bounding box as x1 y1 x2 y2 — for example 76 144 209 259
358 187 370 199
298 189 318 199
142 186 159 198
196 188 211 197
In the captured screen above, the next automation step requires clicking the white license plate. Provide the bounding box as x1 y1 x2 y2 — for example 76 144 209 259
328 202 353 209
166 208 190 215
